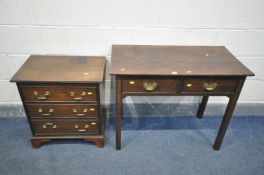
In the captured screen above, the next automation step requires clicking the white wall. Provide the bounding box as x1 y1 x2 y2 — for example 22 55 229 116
0 0 264 104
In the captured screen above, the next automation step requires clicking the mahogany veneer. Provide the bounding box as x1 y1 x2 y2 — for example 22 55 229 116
11 56 106 148
110 45 254 150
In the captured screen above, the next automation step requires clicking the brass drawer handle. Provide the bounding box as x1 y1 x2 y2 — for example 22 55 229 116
203 82 218 91
78 129 86 132
33 91 50 100
38 108 54 116
75 124 89 128
70 91 86 100
143 82 158 91
75 124 89 132
72 108 88 117
129 81 135 85
42 122 57 129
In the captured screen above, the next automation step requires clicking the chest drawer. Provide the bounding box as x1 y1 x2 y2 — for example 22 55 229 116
21 86 97 102
182 78 237 94
122 79 178 93
31 119 99 135
26 104 98 118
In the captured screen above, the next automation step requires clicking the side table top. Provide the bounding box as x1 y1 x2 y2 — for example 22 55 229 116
10 55 106 83
110 45 254 77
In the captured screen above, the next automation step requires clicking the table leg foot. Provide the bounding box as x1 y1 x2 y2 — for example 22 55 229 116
116 145 121 150
213 143 221 151
31 138 51 149
83 138 105 148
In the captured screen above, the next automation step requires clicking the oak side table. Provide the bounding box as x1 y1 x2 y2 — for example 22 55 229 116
10 56 106 148
110 45 254 150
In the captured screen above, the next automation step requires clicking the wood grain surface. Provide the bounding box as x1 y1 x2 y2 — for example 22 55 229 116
110 45 254 76
11 55 106 83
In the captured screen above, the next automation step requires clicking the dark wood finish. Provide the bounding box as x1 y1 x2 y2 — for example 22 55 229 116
213 78 245 150
31 138 51 148
26 104 98 118
31 136 104 148
122 78 178 93
31 119 99 135
90 138 105 148
115 77 122 150
182 78 237 94
197 96 209 119
30 107 106 149
21 86 97 102
10 56 106 148
111 45 254 76
10 56 105 83
31 136 104 149
110 45 254 150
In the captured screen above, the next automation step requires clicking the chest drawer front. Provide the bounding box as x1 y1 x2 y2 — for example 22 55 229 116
26 104 98 118
31 119 99 135
21 86 97 102
182 78 237 93
122 79 178 93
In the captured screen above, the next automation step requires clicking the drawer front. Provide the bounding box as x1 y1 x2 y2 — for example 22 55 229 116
26 104 98 118
182 79 237 93
21 87 97 102
31 119 99 135
122 79 178 93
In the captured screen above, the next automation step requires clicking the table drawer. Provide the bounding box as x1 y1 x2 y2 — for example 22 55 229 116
31 119 99 135
122 79 178 93
21 86 97 102
26 104 98 118
182 78 237 93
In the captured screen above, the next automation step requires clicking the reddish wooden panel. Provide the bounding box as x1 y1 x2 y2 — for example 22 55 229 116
122 78 178 93
21 86 97 102
182 78 237 93
110 45 254 76
26 104 98 118
10 56 106 83
31 119 99 135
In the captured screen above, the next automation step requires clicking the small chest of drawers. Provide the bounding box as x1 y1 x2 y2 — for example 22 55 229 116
11 56 106 148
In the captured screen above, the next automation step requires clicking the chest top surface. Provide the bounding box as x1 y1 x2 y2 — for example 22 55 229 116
110 45 254 77
10 55 106 83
